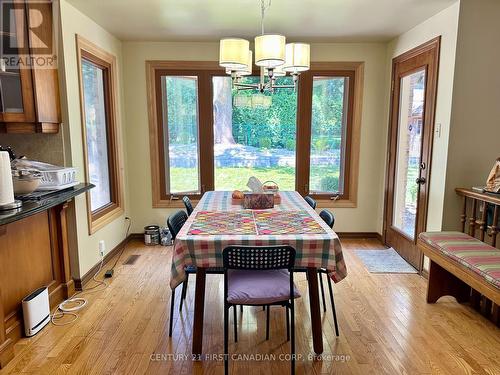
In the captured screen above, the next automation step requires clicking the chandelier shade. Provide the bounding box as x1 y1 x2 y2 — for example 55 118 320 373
283 43 311 73
218 0 309 93
225 51 253 76
254 34 286 68
219 38 250 69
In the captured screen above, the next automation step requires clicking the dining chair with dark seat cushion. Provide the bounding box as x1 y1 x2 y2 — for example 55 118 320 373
223 245 299 375
167 210 188 240
167 210 226 336
294 208 339 336
304 195 317 209
182 196 194 216
319 209 335 228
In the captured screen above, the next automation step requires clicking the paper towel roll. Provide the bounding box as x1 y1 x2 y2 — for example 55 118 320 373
0 151 15 206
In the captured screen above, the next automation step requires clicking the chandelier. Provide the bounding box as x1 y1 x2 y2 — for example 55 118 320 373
219 0 310 93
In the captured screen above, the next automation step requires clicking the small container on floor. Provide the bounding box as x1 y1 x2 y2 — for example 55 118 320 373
144 225 160 245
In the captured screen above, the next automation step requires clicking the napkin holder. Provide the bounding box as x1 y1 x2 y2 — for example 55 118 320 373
243 192 274 209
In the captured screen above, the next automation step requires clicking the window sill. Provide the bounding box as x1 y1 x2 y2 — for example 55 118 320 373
152 196 356 209
88 205 124 235
153 199 199 209
316 198 357 208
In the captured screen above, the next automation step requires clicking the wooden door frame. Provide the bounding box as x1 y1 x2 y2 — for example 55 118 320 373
383 37 441 272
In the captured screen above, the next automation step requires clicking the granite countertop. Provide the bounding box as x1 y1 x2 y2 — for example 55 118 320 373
0 183 94 226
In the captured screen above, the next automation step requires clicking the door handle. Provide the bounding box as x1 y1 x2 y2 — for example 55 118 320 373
415 177 426 185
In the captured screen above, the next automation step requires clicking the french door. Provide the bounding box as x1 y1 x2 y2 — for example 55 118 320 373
384 38 440 271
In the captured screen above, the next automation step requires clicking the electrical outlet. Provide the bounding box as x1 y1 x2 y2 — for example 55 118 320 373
99 240 106 257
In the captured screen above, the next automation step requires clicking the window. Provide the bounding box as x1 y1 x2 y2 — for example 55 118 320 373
77 36 123 234
148 61 362 207
212 75 297 191
161 75 200 194
307 73 354 199
82 59 111 211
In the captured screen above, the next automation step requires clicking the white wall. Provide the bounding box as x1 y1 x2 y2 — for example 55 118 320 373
442 0 500 230
58 0 130 277
384 2 460 233
121 41 388 234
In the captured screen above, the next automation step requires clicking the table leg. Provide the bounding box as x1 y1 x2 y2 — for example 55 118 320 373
192 267 207 357
307 268 323 354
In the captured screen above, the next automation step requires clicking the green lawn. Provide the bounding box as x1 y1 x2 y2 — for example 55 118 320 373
170 166 339 193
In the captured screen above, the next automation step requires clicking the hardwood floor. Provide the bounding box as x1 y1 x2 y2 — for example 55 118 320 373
1 238 499 374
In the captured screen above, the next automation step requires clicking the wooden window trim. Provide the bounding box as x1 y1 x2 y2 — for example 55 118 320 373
146 61 222 207
76 35 124 234
304 62 363 208
146 60 363 208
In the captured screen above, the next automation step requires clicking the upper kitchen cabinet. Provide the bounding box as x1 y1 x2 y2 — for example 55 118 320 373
0 0 61 134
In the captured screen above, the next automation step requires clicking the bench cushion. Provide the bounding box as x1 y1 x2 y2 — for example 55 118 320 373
419 231 500 289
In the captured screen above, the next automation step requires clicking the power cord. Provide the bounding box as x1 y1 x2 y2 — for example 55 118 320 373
51 255 107 326
106 217 131 276
51 217 131 326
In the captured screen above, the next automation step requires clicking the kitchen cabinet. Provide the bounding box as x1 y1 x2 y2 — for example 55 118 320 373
0 0 61 134
0 184 92 368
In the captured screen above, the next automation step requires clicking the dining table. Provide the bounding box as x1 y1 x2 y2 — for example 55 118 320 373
169 190 347 356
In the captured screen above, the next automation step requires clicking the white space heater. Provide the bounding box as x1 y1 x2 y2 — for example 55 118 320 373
22 287 50 337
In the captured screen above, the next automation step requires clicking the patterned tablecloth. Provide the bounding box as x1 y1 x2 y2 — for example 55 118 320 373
170 191 347 289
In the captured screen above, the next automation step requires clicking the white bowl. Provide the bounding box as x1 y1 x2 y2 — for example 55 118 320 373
13 177 41 195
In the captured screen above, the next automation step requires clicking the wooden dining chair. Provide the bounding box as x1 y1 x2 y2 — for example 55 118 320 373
167 210 226 337
182 196 194 216
304 195 317 209
223 245 299 375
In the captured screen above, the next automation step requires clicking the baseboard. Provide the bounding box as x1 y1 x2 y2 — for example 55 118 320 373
337 232 383 242
129 233 143 241
74 234 137 290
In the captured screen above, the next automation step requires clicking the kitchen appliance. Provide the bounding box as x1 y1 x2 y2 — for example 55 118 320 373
22 287 50 337
0 150 21 210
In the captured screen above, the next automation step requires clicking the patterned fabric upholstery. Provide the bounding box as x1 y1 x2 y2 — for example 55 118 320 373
419 231 500 289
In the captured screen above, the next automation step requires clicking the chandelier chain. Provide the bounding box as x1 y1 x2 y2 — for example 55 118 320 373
260 0 271 35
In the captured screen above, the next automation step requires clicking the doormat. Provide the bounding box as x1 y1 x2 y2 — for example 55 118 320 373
353 248 418 274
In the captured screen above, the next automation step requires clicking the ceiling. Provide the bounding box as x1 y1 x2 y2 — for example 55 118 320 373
67 0 458 43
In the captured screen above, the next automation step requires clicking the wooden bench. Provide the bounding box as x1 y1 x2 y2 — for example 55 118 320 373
418 231 500 325
417 188 500 325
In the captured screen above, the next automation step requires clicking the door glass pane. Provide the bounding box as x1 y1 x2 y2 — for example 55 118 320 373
81 59 112 212
212 76 297 191
309 76 348 194
162 76 200 194
392 69 425 239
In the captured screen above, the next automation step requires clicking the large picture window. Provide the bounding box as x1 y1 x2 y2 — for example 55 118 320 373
77 36 123 234
212 75 297 191
147 61 362 207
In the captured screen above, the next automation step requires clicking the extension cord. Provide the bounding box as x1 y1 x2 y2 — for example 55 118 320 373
50 217 131 326
51 255 107 326
58 298 87 312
